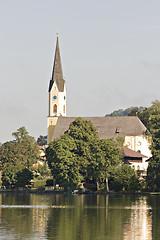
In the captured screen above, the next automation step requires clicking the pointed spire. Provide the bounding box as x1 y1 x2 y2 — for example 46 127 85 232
49 34 64 92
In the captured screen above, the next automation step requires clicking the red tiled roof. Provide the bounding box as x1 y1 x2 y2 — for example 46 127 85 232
120 147 147 158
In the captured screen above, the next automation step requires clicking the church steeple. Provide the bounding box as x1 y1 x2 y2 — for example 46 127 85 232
47 35 66 143
49 34 65 92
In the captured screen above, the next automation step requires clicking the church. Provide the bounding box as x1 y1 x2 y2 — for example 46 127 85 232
47 36 152 175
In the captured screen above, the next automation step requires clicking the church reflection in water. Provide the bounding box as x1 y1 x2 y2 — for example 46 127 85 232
123 197 152 240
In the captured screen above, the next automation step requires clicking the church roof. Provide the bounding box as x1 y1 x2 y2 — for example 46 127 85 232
49 36 65 92
52 116 150 141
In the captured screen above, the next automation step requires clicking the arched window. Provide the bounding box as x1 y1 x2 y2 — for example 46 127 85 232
53 104 57 113
63 105 65 113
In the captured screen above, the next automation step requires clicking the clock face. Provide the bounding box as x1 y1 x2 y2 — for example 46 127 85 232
53 95 57 100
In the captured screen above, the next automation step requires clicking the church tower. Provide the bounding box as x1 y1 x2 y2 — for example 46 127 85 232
47 35 66 143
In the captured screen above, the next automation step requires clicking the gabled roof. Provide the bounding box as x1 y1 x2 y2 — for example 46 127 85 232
52 116 150 141
120 147 147 158
49 36 65 92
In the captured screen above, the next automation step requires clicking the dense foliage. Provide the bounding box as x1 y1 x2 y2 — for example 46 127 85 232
46 118 123 191
16 168 33 187
2 100 160 192
110 165 140 192
106 100 160 192
140 101 160 191
0 127 39 188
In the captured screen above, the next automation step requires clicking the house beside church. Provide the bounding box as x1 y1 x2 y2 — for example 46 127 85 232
47 35 152 174
120 147 149 176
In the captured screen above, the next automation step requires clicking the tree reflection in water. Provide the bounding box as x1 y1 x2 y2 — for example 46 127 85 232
0 193 156 240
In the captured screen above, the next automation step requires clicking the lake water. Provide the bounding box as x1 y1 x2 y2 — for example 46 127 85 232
0 193 159 240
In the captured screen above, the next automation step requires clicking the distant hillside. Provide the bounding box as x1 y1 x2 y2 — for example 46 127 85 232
105 106 145 117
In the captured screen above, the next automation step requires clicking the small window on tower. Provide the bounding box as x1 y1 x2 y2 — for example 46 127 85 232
64 96 66 100
63 105 65 113
53 104 57 113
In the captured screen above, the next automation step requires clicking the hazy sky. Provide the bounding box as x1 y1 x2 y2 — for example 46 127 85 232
0 0 160 143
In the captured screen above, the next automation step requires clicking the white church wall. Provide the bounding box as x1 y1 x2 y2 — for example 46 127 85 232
124 135 151 158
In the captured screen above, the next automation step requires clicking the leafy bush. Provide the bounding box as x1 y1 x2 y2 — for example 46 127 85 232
110 165 140 192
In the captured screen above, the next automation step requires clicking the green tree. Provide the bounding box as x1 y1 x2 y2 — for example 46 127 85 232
46 118 122 191
87 138 122 191
46 118 100 189
46 134 82 189
16 168 33 187
137 100 160 191
12 126 29 143
138 100 160 132
146 111 160 190
100 139 122 191
12 127 39 168
110 165 140 192
0 127 39 187
66 117 99 178
0 142 25 187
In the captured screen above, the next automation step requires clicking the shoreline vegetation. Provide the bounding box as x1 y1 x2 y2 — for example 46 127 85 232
1 101 160 193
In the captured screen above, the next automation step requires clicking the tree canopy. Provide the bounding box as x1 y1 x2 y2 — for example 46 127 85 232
0 127 39 187
46 118 122 190
140 101 160 191
110 165 140 192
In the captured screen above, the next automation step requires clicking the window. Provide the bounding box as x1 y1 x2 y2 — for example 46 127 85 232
63 105 65 113
137 141 141 146
53 104 57 113
137 150 141 153
115 127 120 133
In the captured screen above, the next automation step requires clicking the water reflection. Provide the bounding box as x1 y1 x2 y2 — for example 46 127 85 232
123 197 152 240
0 193 157 239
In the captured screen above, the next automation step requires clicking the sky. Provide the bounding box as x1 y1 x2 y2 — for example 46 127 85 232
0 0 160 143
